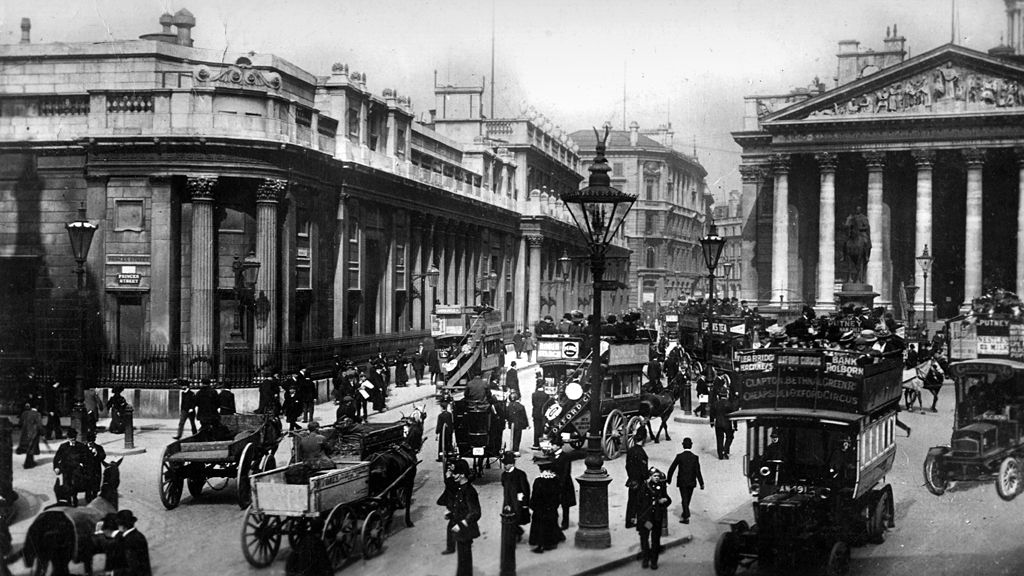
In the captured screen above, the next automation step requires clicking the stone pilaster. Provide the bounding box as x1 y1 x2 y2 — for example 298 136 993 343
739 164 765 303
964 149 986 302
445 225 457 305
255 178 286 354
771 155 790 304
188 176 217 355
515 236 527 329
864 151 886 293
1017 149 1024 297
527 235 543 328
913 149 936 318
815 153 838 309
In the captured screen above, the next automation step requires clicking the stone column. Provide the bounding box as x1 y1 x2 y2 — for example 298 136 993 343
815 153 837 308
255 179 286 354
446 225 457 305
865 151 885 292
527 235 543 329
739 164 765 303
1017 149 1024 297
771 155 790 304
913 149 936 318
188 176 217 355
964 148 986 302
514 236 527 329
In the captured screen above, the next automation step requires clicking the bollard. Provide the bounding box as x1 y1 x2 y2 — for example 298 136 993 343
499 508 517 576
682 382 692 414
123 404 135 450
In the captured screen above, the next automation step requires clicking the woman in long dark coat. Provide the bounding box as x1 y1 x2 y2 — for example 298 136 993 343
394 350 409 387
17 403 42 468
528 458 563 553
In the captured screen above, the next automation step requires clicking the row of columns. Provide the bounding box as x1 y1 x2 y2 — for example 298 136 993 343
759 148 1024 313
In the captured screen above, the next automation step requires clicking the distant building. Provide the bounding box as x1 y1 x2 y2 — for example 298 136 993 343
713 191 743 301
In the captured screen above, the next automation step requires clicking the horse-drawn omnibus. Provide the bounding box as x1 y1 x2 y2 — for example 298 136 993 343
678 314 757 375
924 312 1024 500
715 346 903 576
432 305 503 395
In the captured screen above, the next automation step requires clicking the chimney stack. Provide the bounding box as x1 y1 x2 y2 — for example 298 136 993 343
159 12 173 34
20 18 30 44
629 121 639 147
172 9 196 47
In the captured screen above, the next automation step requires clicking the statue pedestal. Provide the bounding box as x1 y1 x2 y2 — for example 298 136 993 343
837 283 878 311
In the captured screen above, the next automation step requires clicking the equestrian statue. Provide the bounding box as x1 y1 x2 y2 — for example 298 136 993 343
842 206 871 284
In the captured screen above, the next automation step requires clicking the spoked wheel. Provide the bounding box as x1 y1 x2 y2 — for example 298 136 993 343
996 456 1023 501
923 451 949 496
624 416 644 452
236 443 258 509
713 531 739 576
240 506 282 568
866 489 892 543
158 445 184 510
602 409 625 460
288 517 317 550
825 541 850 576
186 473 206 499
361 509 385 559
322 505 358 570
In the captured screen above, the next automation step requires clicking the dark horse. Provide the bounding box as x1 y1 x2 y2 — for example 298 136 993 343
23 457 123 576
368 443 419 529
842 214 871 284
640 388 676 444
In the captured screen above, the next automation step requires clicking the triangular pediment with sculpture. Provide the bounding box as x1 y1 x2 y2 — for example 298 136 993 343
762 44 1024 123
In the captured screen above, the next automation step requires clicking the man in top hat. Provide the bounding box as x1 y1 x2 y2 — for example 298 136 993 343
505 391 529 456
505 362 521 397
549 437 576 530
53 428 90 505
436 396 455 463
625 427 650 529
195 378 221 430
445 459 481 576
173 379 197 440
666 437 704 524
116 510 151 576
500 452 531 542
412 342 427 385
217 381 236 416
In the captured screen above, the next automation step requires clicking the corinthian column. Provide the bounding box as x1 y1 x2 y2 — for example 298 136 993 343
771 155 790 304
189 177 217 358
527 235 543 328
738 164 765 303
255 178 286 354
864 151 885 292
816 153 838 308
964 149 986 301
913 149 936 317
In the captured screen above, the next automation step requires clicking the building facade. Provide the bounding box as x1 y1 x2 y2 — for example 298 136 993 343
734 13 1024 319
0 12 629 412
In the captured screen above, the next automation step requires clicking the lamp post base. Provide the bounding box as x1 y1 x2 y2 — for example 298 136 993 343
575 439 613 549
69 400 86 441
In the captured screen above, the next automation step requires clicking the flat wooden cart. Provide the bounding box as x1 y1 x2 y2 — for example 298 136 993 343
158 413 282 510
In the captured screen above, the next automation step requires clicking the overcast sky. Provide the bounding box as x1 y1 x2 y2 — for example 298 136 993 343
0 0 1009 197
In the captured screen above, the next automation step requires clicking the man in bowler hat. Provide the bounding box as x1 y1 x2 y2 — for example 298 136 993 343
116 510 152 576
666 437 704 524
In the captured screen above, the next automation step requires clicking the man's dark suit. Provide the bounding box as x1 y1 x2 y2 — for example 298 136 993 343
501 466 531 536
531 388 550 449
666 449 704 521
121 528 152 576
505 368 520 396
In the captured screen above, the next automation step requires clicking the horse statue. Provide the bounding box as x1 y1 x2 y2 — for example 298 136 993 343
23 457 123 576
842 207 872 284
639 386 676 444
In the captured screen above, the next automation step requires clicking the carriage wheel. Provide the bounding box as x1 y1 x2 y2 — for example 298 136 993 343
825 541 850 576
713 531 739 576
186 472 206 499
866 489 892 543
602 409 625 460
240 506 282 568
361 509 385 559
236 443 258 509
288 517 317 550
322 505 358 570
996 456 1023 501
923 451 948 496
624 416 644 452
158 445 184 510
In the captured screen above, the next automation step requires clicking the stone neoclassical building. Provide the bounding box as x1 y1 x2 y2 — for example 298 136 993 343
735 13 1024 319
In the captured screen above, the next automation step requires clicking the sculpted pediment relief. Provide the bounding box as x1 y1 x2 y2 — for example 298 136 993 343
803 61 1024 119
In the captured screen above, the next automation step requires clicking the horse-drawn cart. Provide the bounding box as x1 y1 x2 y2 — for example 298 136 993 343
158 412 282 510
241 420 419 571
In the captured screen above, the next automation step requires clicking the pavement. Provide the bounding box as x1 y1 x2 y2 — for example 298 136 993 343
4 356 737 576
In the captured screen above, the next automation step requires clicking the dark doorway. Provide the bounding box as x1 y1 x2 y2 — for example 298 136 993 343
116 294 145 353
363 237 383 334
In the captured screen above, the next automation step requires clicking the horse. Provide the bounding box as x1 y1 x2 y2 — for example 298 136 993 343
400 403 427 454
367 443 418 530
640 388 676 444
842 229 871 284
23 457 123 576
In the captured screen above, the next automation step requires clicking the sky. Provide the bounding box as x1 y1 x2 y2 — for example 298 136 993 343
0 0 1009 198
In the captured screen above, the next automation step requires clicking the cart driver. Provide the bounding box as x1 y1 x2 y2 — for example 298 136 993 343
297 421 335 471
464 375 493 409
826 435 855 485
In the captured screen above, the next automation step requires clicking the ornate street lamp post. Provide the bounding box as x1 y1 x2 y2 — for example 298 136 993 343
917 245 934 324
721 261 734 300
66 205 97 439
560 126 637 549
700 220 726 385
229 251 261 343
411 263 441 315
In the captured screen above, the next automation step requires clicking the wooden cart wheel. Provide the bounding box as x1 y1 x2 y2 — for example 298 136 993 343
241 506 282 568
323 505 358 570
186 472 205 499
288 517 316 550
259 452 277 473
624 416 644 452
158 445 184 510
602 409 625 460
713 531 739 576
361 509 385 559
236 443 257 509
996 456 1023 501
922 451 948 496
825 541 850 576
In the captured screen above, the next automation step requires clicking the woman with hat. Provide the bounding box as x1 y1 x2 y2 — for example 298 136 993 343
444 459 480 576
636 468 672 569
115 510 151 576
500 453 531 542
528 456 563 553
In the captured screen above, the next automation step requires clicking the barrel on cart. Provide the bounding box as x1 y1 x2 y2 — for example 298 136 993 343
158 412 283 510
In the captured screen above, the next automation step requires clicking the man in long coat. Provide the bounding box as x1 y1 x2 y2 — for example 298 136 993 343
195 379 221 430
531 381 550 450
446 459 481 576
625 427 650 528
550 438 576 530
411 342 427 385
505 363 520 397
173 380 196 440
500 453 531 542
17 402 42 468
505 392 530 456
635 469 672 569
116 510 152 576
53 428 90 505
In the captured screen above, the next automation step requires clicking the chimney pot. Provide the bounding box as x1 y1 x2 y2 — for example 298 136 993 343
20 18 30 44
159 12 174 34
172 8 196 47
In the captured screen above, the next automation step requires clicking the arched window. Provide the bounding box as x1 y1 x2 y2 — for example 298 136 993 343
646 246 656 269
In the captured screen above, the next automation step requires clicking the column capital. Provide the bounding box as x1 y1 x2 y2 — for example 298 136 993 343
526 235 544 248
739 164 767 183
814 152 838 172
863 151 886 170
963 148 986 167
257 178 287 202
187 176 217 200
1015 146 1024 166
912 149 937 169
770 154 790 174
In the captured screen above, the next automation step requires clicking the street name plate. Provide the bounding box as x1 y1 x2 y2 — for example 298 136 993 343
594 280 620 291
